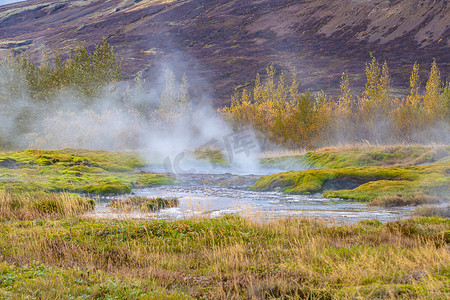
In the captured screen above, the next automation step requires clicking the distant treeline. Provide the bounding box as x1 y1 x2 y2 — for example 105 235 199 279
221 58 450 148
0 39 190 150
5 38 123 101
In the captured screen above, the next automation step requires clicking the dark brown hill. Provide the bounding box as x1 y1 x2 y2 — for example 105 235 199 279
0 0 448 105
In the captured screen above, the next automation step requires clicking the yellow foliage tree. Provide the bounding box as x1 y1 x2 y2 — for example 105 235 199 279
220 65 336 149
423 60 442 122
393 63 424 139
221 59 449 148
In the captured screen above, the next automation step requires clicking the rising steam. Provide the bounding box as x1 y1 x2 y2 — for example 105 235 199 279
0 59 262 174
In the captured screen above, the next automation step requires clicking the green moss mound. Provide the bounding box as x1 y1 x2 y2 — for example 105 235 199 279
83 181 132 195
253 158 449 205
0 149 173 195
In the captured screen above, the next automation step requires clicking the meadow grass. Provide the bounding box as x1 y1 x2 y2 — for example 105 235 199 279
0 215 448 299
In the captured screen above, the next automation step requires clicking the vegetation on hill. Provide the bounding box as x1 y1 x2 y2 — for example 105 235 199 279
0 39 196 150
1 0 448 103
6 38 123 101
1 40 449 152
0 39 124 149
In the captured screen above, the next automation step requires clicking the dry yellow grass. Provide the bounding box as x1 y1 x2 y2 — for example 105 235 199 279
314 142 449 154
0 213 448 299
258 148 307 159
0 190 94 220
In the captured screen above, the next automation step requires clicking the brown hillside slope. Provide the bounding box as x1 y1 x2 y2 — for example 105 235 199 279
0 0 448 105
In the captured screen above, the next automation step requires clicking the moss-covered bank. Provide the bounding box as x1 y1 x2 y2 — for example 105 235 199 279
0 149 173 195
254 148 450 206
261 145 450 170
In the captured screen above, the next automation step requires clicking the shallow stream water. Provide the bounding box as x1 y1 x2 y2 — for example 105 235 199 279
86 172 414 224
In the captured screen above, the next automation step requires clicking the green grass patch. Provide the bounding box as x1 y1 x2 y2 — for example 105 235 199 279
253 158 449 205
0 149 173 195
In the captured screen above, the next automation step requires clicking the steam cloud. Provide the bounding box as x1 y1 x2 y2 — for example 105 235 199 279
1 53 448 175
0 59 262 174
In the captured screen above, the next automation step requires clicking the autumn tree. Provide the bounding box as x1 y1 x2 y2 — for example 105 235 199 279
423 60 442 122
335 71 356 141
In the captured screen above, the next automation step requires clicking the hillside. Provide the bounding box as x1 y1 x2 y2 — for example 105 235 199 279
0 0 448 105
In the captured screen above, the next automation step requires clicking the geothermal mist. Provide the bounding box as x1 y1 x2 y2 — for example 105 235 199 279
0 61 262 174
1 55 448 175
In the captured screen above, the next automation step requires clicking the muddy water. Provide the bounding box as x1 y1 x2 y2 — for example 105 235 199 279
87 173 414 223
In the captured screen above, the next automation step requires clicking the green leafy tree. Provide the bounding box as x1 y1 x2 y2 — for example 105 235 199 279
6 38 123 101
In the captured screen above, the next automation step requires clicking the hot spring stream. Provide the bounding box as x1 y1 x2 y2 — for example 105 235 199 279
86 172 414 224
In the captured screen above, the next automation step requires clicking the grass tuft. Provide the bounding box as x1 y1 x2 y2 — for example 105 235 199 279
370 193 441 207
109 196 179 212
193 147 227 166
0 190 94 220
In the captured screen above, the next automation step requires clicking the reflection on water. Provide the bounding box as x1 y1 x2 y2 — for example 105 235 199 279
85 173 414 224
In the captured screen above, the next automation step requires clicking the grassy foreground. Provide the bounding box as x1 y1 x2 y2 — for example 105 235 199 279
0 149 173 195
0 216 449 299
255 146 450 206
0 145 448 298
